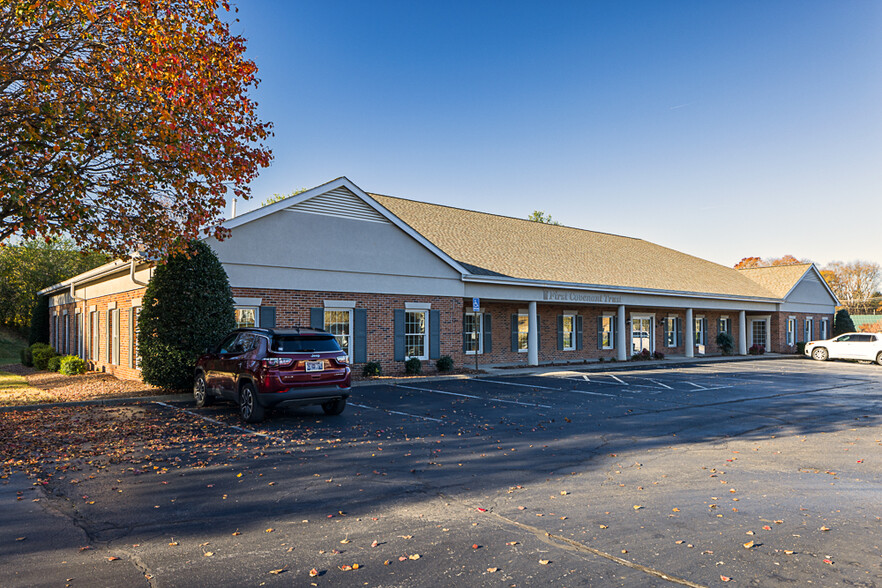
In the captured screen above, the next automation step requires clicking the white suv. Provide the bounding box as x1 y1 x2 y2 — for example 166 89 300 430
805 332 882 365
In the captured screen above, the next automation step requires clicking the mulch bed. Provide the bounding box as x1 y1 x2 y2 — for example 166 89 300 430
0 364 173 406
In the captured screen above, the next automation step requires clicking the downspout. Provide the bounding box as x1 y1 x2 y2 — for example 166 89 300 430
130 259 148 286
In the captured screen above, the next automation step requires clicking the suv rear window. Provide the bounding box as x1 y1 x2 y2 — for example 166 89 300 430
271 335 341 353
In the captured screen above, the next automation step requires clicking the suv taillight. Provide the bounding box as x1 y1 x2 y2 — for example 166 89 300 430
262 357 294 368
335 355 349 365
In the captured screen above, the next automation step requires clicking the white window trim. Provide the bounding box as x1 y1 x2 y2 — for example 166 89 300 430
234 306 259 328
693 314 707 347
600 313 616 350
517 312 529 353
465 311 483 355
747 315 771 348
324 300 356 309
719 317 731 334
324 308 353 361
664 316 679 347
233 297 262 306
405 302 432 310
405 309 429 360
786 317 796 346
562 312 576 351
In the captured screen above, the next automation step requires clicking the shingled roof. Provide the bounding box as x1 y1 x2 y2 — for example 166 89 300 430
370 194 779 300
735 263 814 298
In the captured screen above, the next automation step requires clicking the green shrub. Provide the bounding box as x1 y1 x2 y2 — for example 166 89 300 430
716 332 734 355
47 355 62 372
748 344 765 355
652 350 665 360
30 343 56 370
436 355 454 372
59 355 86 375
20 346 33 367
138 240 236 390
405 357 422 375
833 309 855 336
630 348 651 361
362 361 382 377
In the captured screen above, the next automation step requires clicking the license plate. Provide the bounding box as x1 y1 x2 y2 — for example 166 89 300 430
305 360 324 372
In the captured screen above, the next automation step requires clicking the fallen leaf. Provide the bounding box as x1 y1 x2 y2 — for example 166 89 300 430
823 559 833 565
743 541 754 549
383 560 391 565
476 507 487 512
398 535 412 539
672 507 680 512
409 554 420 560
560 491 569 495
599 525 608 529
371 540 379 548
819 526 830 532
487 567 498 573
633 505 643 510
339 565 352 571
762 526 771 531
232 531 241 536
340 539 350 544
204 552 213 557
309 568 319 577
107 556 120 561
15 537 25 541
269 568 286 575
720 575 731 582
265 528 274 533
398 556 407 561
539 559 551 565
675 540 684 545
472 544 480 549
784 550 795 555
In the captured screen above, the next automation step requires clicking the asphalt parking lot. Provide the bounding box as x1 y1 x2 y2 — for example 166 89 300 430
2 358 881 587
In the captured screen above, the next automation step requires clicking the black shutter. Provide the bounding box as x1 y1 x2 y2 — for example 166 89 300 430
511 314 518 352
597 316 603 349
463 318 470 353
309 307 323 330
429 309 441 360
677 318 683 348
536 316 541 350
394 309 405 361
557 315 564 351
483 314 492 354
260 306 276 329
353 308 367 363
576 315 583 350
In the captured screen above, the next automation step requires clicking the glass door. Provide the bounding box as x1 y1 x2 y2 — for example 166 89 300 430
631 316 653 354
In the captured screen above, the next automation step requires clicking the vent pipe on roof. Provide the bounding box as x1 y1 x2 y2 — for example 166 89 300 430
231 198 237 219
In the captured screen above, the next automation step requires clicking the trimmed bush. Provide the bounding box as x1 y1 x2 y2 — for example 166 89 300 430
59 355 86 375
748 344 765 355
652 350 665 360
362 361 382 377
436 355 454 372
405 357 422 375
30 343 56 370
833 309 855 336
630 348 651 361
47 356 62 372
138 240 236 390
716 332 734 355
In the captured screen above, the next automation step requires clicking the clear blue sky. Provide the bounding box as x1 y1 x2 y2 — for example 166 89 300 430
228 1 881 268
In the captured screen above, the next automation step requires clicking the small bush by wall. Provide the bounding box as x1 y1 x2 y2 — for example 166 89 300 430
30 343 56 370
436 355 454 372
59 355 87 375
362 361 382 377
47 356 62 372
405 357 422 375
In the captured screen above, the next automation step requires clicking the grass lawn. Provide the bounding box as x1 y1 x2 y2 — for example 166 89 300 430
0 370 29 390
0 328 27 366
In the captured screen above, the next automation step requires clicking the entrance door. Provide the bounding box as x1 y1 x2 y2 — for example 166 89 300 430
631 316 653 354
751 320 767 350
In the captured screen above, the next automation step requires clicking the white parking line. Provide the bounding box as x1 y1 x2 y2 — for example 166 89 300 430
472 378 562 392
645 379 673 390
582 375 590 382
152 402 289 442
610 375 628 385
686 382 706 389
568 389 620 398
397 384 553 409
349 402 444 423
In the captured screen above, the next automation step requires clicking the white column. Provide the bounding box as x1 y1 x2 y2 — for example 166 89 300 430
685 308 694 358
738 311 748 355
616 305 627 361
527 301 539 366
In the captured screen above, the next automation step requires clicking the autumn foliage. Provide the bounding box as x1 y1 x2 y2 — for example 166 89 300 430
733 255 806 269
0 0 272 258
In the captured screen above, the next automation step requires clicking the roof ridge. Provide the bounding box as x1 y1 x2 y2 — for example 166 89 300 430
368 192 643 242
737 263 813 271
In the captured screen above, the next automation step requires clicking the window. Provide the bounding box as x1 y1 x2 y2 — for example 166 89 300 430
110 309 120 365
752 320 767 348
77 313 84 358
820 318 829 340
562 314 575 351
599 316 615 349
719 317 730 334
235 307 258 328
90 310 99 361
465 312 483 354
517 313 529 352
324 309 352 359
694 317 707 346
64 314 70 355
786 318 796 346
664 317 679 347
804 318 813 342
405 310 428 360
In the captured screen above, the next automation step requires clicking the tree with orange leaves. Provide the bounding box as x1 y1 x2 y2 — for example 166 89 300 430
734 255 808 269
0 0 272 259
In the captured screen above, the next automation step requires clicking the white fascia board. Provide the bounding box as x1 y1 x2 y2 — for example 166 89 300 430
780 264 841 306
461 274 783 304
38 254 151 296
220 176 470 277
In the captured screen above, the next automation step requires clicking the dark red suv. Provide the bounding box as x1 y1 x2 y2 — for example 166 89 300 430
193 327 351 423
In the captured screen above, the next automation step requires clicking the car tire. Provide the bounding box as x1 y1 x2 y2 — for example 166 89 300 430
194 373 212 408
811 347 828 361
239 383 265 423
322 398 346 416
876 352 882 367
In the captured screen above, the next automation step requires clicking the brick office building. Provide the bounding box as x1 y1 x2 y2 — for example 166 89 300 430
40 177 838 381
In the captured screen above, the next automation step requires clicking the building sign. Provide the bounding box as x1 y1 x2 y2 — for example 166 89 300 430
543 290 622 304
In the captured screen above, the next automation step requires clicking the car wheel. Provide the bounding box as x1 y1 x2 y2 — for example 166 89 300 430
811 347 828 361
194 373 212 408
322 398 346 416
876 352 882 367
239 383 265 423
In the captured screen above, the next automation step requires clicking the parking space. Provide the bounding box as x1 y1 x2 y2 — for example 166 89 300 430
3 358 881 587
